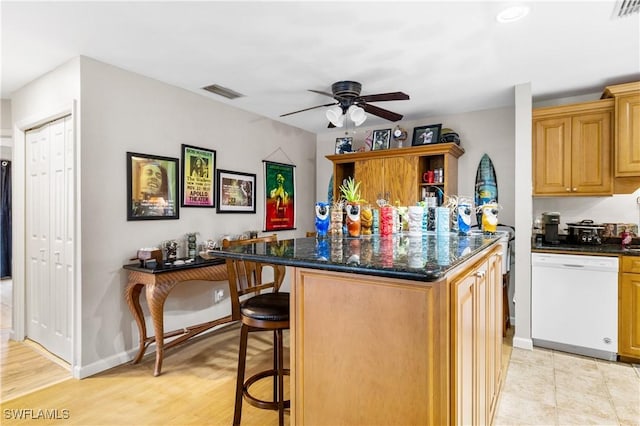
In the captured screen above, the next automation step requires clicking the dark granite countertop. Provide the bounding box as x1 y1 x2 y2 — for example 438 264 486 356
532 240 640 257
123 256 225 274
214 233 503 282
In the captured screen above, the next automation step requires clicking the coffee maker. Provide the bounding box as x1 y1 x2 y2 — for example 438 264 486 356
542 212 561 244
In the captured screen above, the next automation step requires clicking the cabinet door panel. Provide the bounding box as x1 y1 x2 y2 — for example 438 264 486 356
474 267 488 426
533 118 572 194
384 156 418 205
354 158 384 205
571 112 612 194
616 93 640 176
452 274 475 426
619 273 640 358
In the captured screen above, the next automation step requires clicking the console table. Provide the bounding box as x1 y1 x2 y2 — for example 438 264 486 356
123 257 230 376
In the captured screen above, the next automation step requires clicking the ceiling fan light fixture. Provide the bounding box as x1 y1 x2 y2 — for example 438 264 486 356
326 105 344 127
349 105 367 126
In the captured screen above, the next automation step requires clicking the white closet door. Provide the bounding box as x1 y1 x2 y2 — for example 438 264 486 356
26 116 73 362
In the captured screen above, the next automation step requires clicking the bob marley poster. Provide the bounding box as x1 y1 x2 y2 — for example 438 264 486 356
127 152 179 220
264 161 295 231
181 144 216 207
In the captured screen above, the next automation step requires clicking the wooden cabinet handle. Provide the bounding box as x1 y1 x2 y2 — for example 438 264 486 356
475 270 486 278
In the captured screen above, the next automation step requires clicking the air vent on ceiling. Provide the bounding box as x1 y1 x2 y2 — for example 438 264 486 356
202 84 245 99
613 0 639 18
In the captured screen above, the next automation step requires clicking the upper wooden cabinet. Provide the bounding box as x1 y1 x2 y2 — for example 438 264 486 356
326 143 464 206
602 81 640 178
533 99 614 196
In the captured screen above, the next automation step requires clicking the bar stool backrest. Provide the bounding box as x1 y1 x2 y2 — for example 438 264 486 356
222 234 285 321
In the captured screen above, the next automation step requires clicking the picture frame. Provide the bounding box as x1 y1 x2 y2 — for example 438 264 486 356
127 152 179 220
371 129 391 151
264 161 296 231
216 169 256 213
181 144 216 207
412 123 442 146
335 137 353 154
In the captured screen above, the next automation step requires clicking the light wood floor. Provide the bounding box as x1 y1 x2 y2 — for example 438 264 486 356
1 323 290 425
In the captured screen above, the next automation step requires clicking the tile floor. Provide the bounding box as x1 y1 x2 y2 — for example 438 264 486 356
494 345 640 425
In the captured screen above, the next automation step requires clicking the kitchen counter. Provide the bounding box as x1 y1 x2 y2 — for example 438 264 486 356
532 240 640 256
214 232 502 281
215 234 505 425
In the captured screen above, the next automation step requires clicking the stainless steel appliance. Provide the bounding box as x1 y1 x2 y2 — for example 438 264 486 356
566 220 605 245
542 212 560 244
531 253 618 361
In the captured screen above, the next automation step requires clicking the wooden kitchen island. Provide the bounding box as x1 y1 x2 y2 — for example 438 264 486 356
216 233 505 425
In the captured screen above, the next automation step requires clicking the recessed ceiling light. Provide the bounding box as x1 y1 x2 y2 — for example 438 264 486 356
496 5 530 23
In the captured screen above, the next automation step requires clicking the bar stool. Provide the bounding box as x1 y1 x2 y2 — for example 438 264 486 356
223 235 289 426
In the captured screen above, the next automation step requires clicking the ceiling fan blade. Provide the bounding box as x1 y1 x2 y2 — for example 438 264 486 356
308 89 336 98
280 102 337 117
359 92 410 103
362 103 403 122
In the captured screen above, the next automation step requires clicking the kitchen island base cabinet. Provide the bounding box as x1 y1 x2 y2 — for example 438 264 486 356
290 244 503 425
451 251 503 426
290 268 450 426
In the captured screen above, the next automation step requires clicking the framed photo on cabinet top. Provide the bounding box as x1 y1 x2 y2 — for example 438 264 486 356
335 137 353 154
371 129 391 151
412 124 442 146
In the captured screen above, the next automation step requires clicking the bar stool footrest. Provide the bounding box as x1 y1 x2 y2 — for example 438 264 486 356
243 368 291 410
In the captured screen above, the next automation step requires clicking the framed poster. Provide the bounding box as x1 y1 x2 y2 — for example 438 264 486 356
264 161 296 231
181 144 216 207
216 169 256 213
412 124 442 146
127 152 179 220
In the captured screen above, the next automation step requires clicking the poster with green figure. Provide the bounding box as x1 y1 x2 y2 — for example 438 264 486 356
264 161 296 231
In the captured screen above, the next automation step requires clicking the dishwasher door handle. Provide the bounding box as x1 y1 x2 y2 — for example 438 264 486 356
561 264 585 268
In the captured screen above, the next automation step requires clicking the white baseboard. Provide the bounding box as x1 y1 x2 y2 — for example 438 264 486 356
75 348 141 379
73 322 239 379
512 336 533 350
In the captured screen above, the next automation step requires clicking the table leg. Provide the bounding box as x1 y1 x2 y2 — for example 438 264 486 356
125 281 148 364
146 281 178 376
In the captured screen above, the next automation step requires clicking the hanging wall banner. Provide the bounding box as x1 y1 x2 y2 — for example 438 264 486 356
181 144 216 207
264 161 296 231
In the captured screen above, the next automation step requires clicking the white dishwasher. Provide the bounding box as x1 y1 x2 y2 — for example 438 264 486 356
531 253 618 361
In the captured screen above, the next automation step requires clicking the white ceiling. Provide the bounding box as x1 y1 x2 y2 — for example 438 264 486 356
2 1 639 134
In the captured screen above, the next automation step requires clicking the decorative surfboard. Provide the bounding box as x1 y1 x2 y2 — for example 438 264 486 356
474 154 498 225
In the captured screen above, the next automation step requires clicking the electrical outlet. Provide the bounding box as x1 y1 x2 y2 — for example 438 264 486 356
214 289 224 303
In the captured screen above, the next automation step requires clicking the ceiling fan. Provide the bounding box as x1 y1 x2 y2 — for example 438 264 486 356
280 81 410 128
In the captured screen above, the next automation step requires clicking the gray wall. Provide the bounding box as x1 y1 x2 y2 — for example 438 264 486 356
316 107 516 228
2 99 14 159
11 56 316 377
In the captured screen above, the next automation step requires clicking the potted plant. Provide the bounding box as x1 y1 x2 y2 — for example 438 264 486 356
339 177 365 237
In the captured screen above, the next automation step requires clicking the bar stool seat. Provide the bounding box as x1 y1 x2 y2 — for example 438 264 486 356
237 292 290 417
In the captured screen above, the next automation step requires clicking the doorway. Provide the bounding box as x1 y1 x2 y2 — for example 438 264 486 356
1 160 11 280
24 115 74 363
